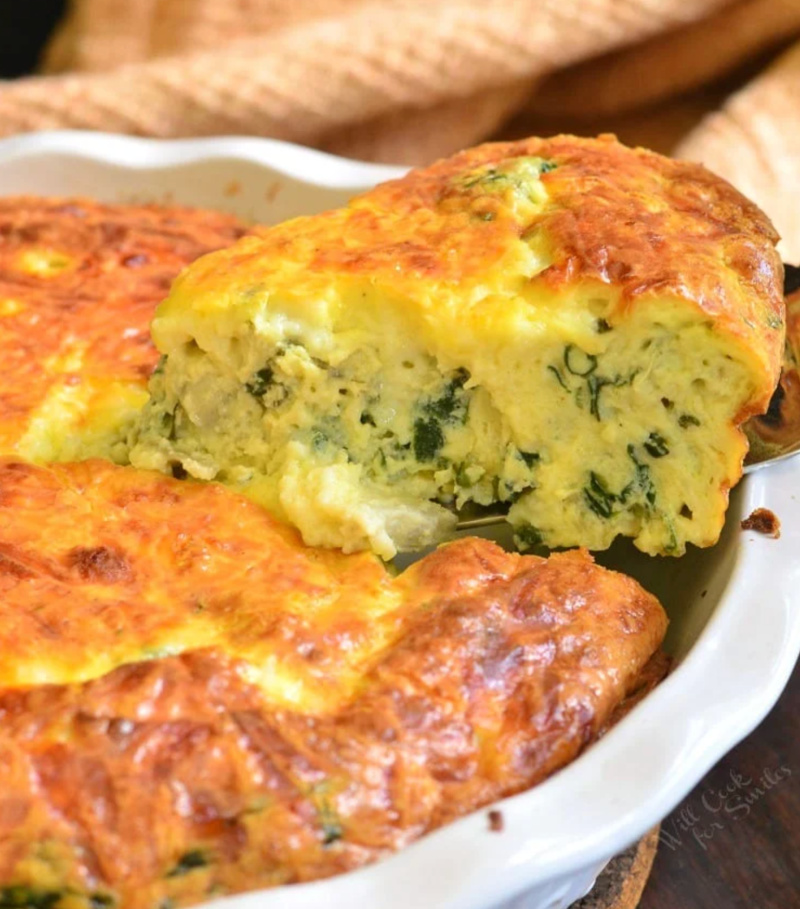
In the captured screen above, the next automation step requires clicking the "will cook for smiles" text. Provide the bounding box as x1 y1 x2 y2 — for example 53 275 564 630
659 764 792 852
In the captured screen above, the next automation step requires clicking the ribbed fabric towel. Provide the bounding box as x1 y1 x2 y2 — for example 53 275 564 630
3 0 800 255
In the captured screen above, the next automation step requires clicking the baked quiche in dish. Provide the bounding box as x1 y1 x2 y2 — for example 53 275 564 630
0 458 667 909
129 135 784 559
0 184 669 909
0 132 788 908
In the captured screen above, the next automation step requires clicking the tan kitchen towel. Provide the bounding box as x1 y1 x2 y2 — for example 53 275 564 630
678 41 800 262
0 0 751 162
1 0 800 248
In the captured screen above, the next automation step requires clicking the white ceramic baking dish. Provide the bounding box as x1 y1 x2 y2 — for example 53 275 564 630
2 131 798 909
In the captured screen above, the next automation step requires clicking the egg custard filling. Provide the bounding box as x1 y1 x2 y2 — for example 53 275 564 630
130 136 784 559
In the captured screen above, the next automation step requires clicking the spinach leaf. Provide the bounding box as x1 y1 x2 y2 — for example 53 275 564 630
563 345 598 377
89 896 114 909
317 798 343 846
643 432 669 458
515 524 545 549
413 417 445 462
423 369 470 424
547 365 569 390
0 888 62 909
413 369 471 461
245 366 274 398
627 445 657 506
583 472 617 518
587 371 637 421
166 850 209 878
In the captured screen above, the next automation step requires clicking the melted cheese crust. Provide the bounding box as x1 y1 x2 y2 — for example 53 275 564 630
130 135 784 558
0 459 395 711
0 197 246 463
0 459 667 908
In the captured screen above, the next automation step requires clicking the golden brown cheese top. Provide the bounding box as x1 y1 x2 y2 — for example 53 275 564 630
0 197 246 455
0 459 399 711
172 134 783 394
0 459 667 907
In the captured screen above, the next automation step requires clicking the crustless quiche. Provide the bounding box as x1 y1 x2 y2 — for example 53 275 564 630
0 139 785 907
0 458 667 908
129 135 785 560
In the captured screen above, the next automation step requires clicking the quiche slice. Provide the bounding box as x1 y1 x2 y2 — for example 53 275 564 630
0 197 246 464
129 134 784 560
0 458 667 908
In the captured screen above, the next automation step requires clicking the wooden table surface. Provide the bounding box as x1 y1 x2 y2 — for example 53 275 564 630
639 657 800 907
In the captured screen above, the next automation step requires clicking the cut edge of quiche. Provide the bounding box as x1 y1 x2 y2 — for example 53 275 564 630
128 135 784 559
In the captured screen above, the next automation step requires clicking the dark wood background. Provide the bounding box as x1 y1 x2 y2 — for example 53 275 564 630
640 658 800 906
